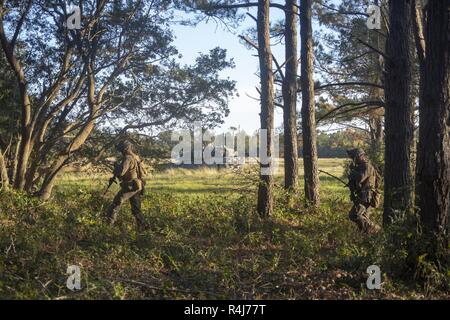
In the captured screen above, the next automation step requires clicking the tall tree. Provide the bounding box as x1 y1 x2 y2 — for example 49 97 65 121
383 0 414 225
367 0 386 169
314 0 388 169
256 0 275 217
416 0 450 261
0 49 19 190
300 0 320 206
282 0 299 192
0 0 235 199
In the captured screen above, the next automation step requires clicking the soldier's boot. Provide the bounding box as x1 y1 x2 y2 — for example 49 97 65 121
135 213 149 232
350 203 373 234
361 222 380 235
130 193 149 231
105 205 120 226
105 191 125 226
349 203 363 230
371 224 381 234
359 207 380 235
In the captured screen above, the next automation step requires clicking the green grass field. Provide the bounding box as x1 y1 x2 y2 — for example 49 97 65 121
0 159 448 299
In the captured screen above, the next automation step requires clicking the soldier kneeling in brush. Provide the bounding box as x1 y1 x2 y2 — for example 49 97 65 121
347 148 381 235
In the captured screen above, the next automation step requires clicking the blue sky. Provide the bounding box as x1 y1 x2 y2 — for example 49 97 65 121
172 7 286 134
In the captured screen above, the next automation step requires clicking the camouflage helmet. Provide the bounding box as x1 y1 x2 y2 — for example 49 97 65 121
346 148 365 159
115 140 133 153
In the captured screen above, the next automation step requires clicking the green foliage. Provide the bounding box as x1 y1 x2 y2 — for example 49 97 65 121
0 52 20 144
315 129 368 158
0 1 237 196
0 161 448 299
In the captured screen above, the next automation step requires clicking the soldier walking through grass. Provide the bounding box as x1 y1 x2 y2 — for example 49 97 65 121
105 141 149 230
347 148 381 234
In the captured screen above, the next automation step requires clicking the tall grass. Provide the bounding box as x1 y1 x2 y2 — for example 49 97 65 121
0 159 447 299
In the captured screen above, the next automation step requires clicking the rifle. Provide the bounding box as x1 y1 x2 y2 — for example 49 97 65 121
319 169 349 187
102 176 117 196
319 169 362 203
102 161 121 197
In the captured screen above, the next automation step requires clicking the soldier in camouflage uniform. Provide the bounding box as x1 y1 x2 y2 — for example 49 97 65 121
347 148 381 234
105 141 149 230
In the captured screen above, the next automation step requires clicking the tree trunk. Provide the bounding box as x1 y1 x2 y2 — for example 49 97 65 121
368 113 384 168
368 8 385 170
300 0 320 206
411 0 426 199
256 0 274 218
38 178 56 201
0 17 34 191
37 155 67 200
412 0 426 67
25 154 39 192
383 0 414 225
0 148 9 190
416 0 450 260
10 137 20 185
283 0 299 192
13 78 33 190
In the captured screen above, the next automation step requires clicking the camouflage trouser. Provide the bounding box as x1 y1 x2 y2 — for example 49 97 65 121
348 202 377 234
106 180 147 229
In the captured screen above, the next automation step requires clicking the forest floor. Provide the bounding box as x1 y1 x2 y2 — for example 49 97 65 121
0 159 448 299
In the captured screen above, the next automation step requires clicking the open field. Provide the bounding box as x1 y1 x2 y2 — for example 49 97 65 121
0 159 448 299
57 158 347 197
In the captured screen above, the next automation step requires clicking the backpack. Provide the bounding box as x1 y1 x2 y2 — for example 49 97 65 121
136 158 147 180
134 156 147 194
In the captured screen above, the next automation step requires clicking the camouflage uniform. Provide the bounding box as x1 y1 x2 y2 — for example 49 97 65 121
347 148 380 234
106 141 148 230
